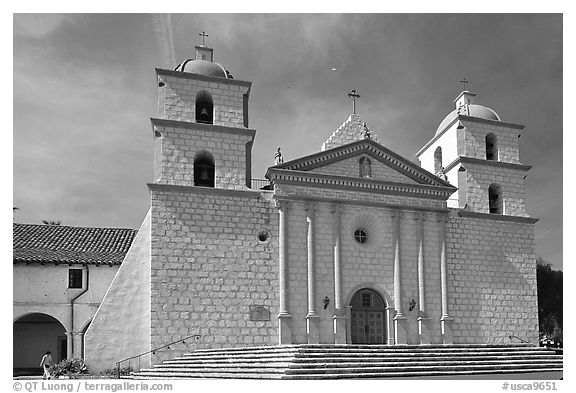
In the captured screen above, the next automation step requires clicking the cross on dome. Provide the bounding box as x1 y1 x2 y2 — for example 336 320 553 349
199 31 209 46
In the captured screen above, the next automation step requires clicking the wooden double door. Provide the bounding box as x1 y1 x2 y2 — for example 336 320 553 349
350 289 387 344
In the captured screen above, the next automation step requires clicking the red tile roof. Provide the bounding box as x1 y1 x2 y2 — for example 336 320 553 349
13 223 138 266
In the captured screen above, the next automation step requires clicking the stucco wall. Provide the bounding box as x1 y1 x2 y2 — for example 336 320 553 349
84 211 151 372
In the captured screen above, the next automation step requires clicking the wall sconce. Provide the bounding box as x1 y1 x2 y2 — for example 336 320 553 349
456 123 464 130
408 299 416 312
323 296 330 309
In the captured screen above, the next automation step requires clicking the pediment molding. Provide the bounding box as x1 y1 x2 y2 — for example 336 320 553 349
269 139 451 188
267 168 455 200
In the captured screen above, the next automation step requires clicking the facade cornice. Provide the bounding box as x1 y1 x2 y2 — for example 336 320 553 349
273 194 450 214
155 67 252 89
416 115 525 157
268 138 451 188
148 183 262 199
457 210 539 224
268 168 456 200
150 118 256 139
444 156 532 173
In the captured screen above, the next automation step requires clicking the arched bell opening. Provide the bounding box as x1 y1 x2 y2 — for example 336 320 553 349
194 151 215 188
195 90 214 124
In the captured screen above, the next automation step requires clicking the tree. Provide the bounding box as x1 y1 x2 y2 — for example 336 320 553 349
42 220 61 225
536 257 562 344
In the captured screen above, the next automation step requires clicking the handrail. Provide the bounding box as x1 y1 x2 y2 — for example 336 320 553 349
115 334 201 378
508 335 531 344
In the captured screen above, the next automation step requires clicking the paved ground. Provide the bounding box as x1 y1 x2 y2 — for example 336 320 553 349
387 371 563 380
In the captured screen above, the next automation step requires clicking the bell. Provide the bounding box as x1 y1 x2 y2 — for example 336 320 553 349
200 169 210 181
201 108 209 116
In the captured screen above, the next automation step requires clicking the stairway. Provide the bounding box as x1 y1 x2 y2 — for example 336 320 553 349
133 344 563 379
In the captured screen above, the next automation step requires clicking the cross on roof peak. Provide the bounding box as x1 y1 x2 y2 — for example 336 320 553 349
347 89 361 114
459 78 470 89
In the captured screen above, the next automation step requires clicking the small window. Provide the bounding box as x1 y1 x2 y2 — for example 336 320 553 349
434 146 443 174
68 269 83 289
354 228 368 244
361 293 372 307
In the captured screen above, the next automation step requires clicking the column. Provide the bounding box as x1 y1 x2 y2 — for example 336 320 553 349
392 211 407 344
331 204 346 344
305 203 320 344
416 212 431 344
439 213 453 344
71 332 84 359
277 200 292 344
66 331 73 359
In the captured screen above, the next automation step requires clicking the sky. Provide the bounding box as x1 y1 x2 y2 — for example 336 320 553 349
12 13 563 270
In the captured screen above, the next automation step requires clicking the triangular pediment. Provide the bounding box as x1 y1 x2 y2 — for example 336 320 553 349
269 138 452 188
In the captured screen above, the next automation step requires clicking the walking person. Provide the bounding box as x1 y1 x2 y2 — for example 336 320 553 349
40 351 53 379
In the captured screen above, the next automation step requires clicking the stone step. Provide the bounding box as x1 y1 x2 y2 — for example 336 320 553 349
131 344 562 380
164 354 561 366
175 349 557 360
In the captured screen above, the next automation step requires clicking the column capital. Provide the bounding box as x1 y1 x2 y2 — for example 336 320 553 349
304 201 315 217
330 203 341 215
392 210 404 220
436 212 449 224
275 199 289 211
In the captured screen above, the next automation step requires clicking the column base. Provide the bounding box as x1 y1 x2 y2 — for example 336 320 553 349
333 315 347 344
306 313 320 344
386 308 395 345
417 316 431 345
278 313 293 345
441 315 454 344
394 313 408 345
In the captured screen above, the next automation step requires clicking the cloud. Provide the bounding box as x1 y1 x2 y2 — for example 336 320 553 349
14 14 67 38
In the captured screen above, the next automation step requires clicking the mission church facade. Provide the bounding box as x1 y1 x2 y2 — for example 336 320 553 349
82 43 539 371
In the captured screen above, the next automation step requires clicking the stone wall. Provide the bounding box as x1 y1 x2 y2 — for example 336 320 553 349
282 199 446 345
322 114 381 151
152 121 254 190
157 71 250 129
149 185 279 364
461 120 521 164
308 155 419 184
446 212 539 344
462 161 528 216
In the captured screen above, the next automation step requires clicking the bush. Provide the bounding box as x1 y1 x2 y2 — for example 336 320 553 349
50 358 89 378
100 366 133 378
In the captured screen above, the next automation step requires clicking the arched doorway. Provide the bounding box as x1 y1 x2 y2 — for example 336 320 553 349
13 313 67 376
350 288 387 344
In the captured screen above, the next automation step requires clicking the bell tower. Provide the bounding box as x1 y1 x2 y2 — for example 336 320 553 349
151 41 256 190
417 91 532 217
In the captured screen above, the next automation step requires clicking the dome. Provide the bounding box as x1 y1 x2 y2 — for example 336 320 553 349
435 104 500 136
177 59 230 79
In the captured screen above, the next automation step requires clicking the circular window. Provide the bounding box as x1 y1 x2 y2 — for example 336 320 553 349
354 229 368 244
